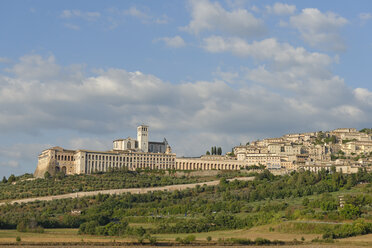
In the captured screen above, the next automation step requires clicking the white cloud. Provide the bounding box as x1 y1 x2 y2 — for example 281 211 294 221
359 13 372 21
266 3 296 15
0 53 371 166
202 36 333 67
331 105 363 119
64 23 80 30
5 54 61 80
123 6 169 24
202 36 353 109
183 0 265 37
155 14 170 24
213 68 239 83
124 6 150 21
60 9 101 21
290 8 348 51
354 88 372 106
157 36 186 48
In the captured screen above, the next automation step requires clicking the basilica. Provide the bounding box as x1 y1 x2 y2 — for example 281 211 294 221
34 125 174 178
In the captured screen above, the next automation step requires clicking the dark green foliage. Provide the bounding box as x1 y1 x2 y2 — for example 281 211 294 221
359 128 372 134
44 171 51 179
176 235 196 244
219 237 284 245
7 174 16 183
0 169 210 200
339 204 361 219
322 220 372 239
210 146 222 155
0 169 371 239
79 220 99 235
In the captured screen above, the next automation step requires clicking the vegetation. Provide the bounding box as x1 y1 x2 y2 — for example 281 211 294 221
314 132 337 145
208 146 222 155
0 169 216 200
0 168 371 244
360 128 372 134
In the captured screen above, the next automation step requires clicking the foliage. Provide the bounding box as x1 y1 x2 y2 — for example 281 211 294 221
44 172 51 179
359 128 372 134
0 169 212 200
339 204 361 219
0 169 371 239
210 146 222 155
176 235 196 244
322 220 372 239
16 219 44 233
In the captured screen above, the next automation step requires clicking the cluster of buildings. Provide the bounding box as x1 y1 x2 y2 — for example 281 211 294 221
234 128 372 173
34 126 372 178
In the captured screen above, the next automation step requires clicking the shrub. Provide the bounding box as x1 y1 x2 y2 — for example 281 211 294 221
16 236 21 242
181 235 196 244
254 237 271 245
206 236 212 241
340 204 361 219
176 235 196 244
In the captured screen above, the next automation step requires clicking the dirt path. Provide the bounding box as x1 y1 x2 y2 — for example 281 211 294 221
0 177 254 205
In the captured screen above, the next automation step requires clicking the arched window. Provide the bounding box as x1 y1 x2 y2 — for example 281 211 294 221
127 142 131 149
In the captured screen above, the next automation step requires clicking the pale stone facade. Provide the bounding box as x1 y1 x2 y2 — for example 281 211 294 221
34 126 371 178
34 125 174 178
175 157 244 170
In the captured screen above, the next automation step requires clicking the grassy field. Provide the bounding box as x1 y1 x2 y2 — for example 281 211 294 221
0 226 371 246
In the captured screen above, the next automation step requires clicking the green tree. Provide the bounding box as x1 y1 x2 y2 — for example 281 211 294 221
44 171 51 179
206 151 210 155
340 204 361 219
2 176 7 183
8 174 16 183
217 147 222 155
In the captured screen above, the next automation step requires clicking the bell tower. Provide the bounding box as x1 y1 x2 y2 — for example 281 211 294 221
137 125 149 152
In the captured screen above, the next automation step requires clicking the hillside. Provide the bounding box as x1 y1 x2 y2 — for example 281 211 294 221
0 169 371 246
0 169 240 201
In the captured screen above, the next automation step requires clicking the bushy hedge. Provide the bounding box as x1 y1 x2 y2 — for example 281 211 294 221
323 220 372 239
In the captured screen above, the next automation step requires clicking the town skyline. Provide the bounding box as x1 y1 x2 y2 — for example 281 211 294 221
1 0 372 177
34 125 372 179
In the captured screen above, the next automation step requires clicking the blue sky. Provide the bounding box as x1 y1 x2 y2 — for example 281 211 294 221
1 0 372 177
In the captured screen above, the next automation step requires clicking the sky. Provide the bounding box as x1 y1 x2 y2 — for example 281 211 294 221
1 0 372 177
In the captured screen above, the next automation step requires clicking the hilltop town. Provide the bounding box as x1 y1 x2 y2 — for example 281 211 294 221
34 126 372 178
233 128 372 173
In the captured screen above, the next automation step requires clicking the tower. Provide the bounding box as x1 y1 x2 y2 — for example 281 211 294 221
137 125 149 152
